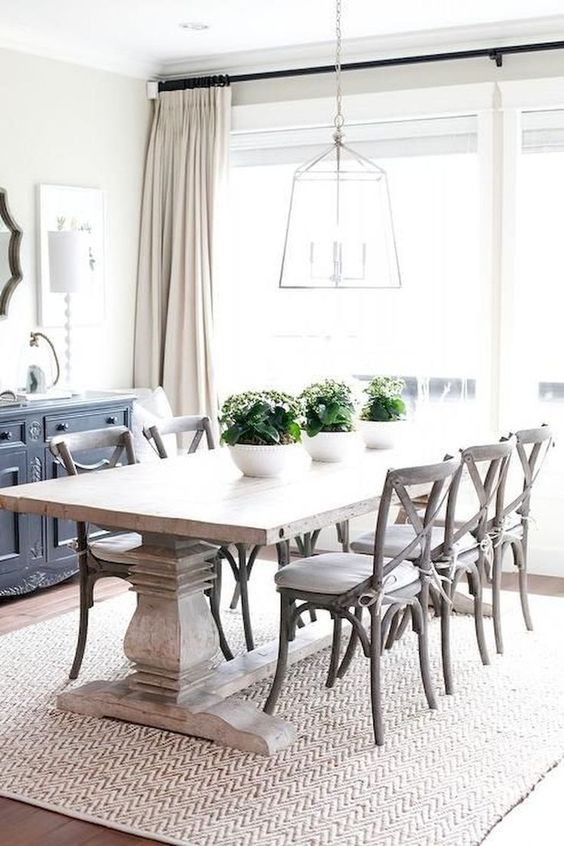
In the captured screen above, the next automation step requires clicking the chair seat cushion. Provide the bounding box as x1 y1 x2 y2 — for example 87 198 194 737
351 524 477 559
274 552 419 596
503 518 524 540
89 532 143 564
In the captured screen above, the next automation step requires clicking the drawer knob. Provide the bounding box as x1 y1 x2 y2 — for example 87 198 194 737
106 415 117 425
56 422 69 432
0 431 13 440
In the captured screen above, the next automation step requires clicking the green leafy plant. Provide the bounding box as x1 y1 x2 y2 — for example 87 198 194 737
299 379 356 437
360 376 406 422
220 390 302 446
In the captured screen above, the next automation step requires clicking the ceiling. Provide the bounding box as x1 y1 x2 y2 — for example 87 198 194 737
0 0 564 78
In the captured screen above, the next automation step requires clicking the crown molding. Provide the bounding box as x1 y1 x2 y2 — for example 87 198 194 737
158 15 564 79
2 14 564 83
0 23 159 80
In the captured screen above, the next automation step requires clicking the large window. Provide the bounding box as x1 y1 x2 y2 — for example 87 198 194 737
219 116 487 440
505 108 564 572
515 109 564 424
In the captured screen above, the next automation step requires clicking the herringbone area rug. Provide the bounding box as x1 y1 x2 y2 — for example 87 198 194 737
1 567 563 846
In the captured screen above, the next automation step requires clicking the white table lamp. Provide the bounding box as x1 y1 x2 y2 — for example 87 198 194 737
48 230 90 386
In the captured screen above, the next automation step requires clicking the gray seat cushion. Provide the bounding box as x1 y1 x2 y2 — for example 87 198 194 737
89 532 143 563
501 518 524 540
351 524 477 559
274 552 419 595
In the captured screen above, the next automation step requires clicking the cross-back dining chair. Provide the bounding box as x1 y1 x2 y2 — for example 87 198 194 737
351 440 513 694
264 456 460 746
435 440 513 691
144 414 215 457
49 426 140 679
490 424 553 653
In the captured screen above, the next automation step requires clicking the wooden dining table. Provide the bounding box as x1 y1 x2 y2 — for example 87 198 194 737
0 443 439 755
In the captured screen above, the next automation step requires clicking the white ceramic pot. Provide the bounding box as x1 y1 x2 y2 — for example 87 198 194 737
359 419 405 449
228 442 304 478
302 431 360 463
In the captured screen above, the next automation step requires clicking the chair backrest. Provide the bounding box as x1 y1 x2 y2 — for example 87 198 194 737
143 414 215 458
49 426 137 476
49 426 137 553
442 439 514 550
370 456 461 592
502 424 553 522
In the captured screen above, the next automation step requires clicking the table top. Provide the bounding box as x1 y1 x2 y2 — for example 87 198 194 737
0 444 441 545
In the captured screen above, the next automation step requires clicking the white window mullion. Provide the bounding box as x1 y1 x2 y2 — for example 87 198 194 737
497 105 522 431
476 100 499 433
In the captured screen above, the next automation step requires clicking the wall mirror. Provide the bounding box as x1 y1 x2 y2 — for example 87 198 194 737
0 187 23 318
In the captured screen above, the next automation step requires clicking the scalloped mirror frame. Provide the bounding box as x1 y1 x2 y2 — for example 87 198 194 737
0 187 23 318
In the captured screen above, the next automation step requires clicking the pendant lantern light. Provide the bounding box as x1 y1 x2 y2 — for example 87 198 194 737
279 0 401 289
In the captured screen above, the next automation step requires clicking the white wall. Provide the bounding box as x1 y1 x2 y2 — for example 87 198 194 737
0 48 150 391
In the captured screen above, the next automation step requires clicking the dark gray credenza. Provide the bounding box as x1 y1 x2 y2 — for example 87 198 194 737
0 392 134 598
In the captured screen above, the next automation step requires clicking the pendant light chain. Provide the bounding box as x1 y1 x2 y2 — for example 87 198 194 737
334 0 344 142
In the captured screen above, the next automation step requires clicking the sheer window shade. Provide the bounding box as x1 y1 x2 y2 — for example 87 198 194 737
231 115 477 166
522 109 564 153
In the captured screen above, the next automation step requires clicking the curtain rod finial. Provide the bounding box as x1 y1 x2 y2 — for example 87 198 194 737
146 81 159 100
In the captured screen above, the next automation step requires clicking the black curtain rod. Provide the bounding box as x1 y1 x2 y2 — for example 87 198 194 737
158 39 564 91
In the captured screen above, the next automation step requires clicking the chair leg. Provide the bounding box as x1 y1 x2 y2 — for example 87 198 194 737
228 583 241 611
275 540 305 630
229 546 261 611
209 558 234 662
430 586 442 619
229 544 260 610
336 520 350 552
301 533 317 624
337 606 362 679
440 580 454 695
264 594 292 715
514 540 533 631
384 608 401 651
276 540 290 568
369 604 384 746
69 567 95 680
394 606 412 642
469 566 490 666
492 544 504 655
236 544 255 652
326 614 342 688
414 585 437 710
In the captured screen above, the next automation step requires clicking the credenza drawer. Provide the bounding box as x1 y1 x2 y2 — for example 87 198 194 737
0 420 25 448
44 408 128 440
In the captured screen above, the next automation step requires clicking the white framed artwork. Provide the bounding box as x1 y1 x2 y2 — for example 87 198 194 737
38 184 106 327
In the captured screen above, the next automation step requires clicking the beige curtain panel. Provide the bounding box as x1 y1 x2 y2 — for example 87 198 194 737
134 85 231 421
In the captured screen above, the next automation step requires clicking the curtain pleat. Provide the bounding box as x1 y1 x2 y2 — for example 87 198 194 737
133 86 231 423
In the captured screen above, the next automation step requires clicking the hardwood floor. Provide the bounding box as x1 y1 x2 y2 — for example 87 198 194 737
0 575 128 635
0 797 161 846
0 568 562 846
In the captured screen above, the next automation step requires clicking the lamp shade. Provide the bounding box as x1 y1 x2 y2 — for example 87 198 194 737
48 230 90 294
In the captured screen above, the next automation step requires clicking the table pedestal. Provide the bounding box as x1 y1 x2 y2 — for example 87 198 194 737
57 534 335 755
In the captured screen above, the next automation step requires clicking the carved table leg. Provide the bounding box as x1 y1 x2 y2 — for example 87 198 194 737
57 533 337 755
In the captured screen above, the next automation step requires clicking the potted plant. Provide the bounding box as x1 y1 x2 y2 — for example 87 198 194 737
220 389 304 477
299 379 359 463
359 376 407 449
